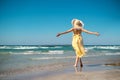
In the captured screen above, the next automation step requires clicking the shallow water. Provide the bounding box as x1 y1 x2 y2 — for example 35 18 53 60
0 45 120 76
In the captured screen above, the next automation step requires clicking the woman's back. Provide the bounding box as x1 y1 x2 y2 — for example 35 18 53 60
72 27 82 35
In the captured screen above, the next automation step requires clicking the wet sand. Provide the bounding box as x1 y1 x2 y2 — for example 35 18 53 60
0 55 120 80
38 69 120 80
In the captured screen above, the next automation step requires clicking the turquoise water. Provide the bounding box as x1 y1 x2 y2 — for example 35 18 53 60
0 45 120 73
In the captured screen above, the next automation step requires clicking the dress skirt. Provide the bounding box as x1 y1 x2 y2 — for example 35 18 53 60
72 34 85 58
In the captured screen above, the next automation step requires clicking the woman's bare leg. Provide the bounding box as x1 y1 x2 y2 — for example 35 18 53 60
74 56 80 67
80 58 83 67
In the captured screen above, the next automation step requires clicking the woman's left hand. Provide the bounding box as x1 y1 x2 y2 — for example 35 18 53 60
56 33 61 37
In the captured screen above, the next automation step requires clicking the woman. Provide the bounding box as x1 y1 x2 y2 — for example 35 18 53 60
56 19 99 67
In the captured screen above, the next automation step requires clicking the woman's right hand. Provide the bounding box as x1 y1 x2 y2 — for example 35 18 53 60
95 32 100 36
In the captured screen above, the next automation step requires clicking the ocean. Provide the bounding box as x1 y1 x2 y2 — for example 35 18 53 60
0 45 120 74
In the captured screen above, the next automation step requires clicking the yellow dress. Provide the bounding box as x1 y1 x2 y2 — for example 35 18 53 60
72 34 85 58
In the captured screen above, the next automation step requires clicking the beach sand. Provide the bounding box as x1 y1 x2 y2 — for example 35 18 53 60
38 69 120 80
0 55 120 80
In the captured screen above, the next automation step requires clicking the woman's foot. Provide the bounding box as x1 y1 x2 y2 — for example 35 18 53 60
73 64 77 67
80 64 83 67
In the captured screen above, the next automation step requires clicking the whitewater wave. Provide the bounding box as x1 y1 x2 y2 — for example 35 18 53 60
48 50 64 54
31 56 75 60
0 45 120 50
85 46 120 50
0 46 11 49
6 51 39 55
0 46 63 50
0 46 39 50
14 46 39 49
0 50 64 55
39 46 62 49
96 46 120 50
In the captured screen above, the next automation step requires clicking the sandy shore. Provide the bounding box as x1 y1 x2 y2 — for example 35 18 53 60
1 56 120 80
37 69 120 80
33 60 120 80
2 64 118 80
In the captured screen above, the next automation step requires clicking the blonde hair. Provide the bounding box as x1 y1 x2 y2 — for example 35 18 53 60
72 19 84 27
71 19 77 25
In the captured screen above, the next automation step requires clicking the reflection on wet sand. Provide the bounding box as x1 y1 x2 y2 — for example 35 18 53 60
74 67 82 72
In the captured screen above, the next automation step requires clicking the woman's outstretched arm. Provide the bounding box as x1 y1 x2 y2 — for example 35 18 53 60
81 28 100 36
56 28 73 37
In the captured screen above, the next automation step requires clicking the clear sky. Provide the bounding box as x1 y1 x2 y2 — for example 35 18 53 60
0 0 120 45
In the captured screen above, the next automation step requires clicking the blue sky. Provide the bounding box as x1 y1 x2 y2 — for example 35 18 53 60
0 0 120 45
